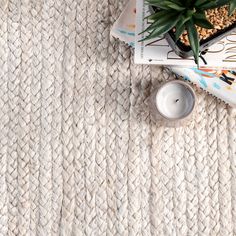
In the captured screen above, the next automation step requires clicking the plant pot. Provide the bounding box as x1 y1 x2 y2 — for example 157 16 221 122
150 6 236 59
166 20 236 58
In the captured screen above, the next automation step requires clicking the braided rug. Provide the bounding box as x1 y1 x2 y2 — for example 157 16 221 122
0 0 236 235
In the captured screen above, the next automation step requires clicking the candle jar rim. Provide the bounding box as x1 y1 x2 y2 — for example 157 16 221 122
155 80 196 121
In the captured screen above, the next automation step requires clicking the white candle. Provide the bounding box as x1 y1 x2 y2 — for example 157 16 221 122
150 80 196 126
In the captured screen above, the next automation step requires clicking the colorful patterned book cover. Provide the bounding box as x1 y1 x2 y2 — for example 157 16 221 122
111 0 136 47
170 67 236 107
110 0 236 106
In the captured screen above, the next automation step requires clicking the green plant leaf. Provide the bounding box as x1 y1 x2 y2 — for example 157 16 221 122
229 0 236 15
175 21 185 41
185 0 194 8
145 0 162 4
174 15 192 41
186 19 200 66
200 0 229 9
195 0 211 7
165 2 185 11
193 12 214 28
194 18 214 28
145 0 185 10
185 9 196 18
140 11 180 34
153 11 181 25
145 0 171 9
168 0 183 4
145 0 168 9
140 15 180 41
216 0 230 6
145 10 174 21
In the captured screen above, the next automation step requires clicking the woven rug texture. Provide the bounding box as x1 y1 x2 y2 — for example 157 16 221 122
0 0 236 235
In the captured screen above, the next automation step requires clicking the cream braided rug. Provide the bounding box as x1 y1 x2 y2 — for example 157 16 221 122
0 0 236 235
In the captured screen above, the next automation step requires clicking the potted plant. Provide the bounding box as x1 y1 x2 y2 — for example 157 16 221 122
141 0 236 66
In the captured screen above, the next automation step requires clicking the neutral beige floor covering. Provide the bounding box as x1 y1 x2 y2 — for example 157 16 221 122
0 0 236 235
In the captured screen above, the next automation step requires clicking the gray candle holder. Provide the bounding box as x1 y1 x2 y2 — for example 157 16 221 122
149 80 197 127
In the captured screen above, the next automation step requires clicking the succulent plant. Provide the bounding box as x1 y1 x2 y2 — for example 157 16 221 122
142 0 236 66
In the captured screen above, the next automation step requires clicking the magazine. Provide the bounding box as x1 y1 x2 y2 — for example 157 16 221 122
134 0 236 68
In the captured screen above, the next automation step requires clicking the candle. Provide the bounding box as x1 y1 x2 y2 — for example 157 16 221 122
150 80 196 126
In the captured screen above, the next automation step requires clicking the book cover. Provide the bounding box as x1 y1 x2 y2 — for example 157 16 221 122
170 67 236 107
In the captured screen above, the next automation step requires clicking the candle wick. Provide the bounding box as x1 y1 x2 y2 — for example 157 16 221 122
175 99 180 103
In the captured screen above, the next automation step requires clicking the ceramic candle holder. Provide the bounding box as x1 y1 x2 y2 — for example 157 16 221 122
150 80 196 127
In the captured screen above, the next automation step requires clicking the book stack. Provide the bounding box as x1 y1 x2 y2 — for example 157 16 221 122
111 0 236 107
